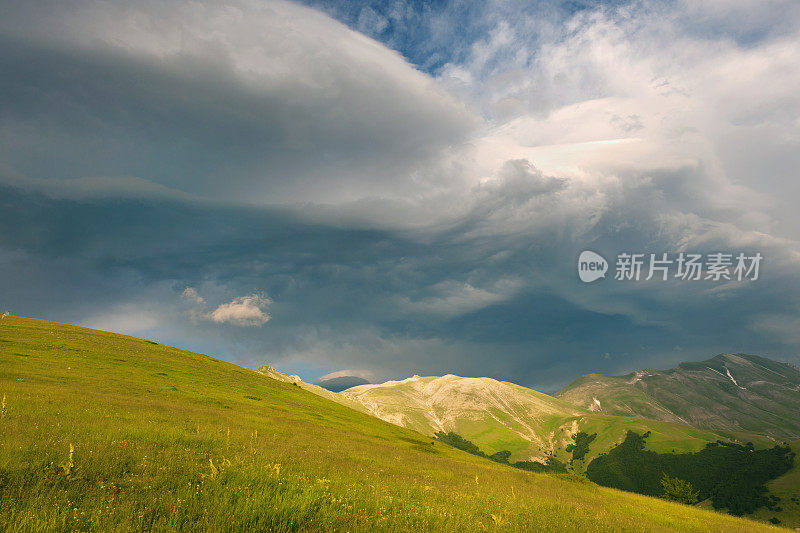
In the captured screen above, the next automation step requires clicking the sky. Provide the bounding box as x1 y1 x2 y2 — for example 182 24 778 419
1 0 800 392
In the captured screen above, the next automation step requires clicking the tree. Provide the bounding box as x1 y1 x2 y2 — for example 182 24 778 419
661 473 699 505
566 431 597 463
488 450 511 464
434 431 485 457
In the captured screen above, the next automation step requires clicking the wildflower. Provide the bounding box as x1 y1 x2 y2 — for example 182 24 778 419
491 513 505 526
62 443 74 476
1 393 5 419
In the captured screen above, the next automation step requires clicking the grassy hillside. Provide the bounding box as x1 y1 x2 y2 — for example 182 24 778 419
341 374 763 469
557 354 800 439
0 316 783 531
342 375 586 459
255 364 368 413
750 440 800 528
556 372 685 421
550 415 754 471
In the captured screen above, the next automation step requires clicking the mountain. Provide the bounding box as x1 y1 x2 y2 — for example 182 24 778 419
557 353 800 439
342 374 586 459
341 373 751 466
316 375 370 392
1 316 774 531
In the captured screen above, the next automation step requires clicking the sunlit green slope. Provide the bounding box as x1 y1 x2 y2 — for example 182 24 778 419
0 316 781 531
750 440 800 529
254 364 367 413
342 374 586 459
557 354 800 439
341 374 760 468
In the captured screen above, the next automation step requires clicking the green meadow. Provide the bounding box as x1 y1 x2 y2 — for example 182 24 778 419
0 317 785 531
549 414 770 472
750 440 800 528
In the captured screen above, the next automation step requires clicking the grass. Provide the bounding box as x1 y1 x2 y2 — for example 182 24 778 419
338 375 582 461
338 374 769 470
548 414 769 472
750 440 800 528
0 316 787 531
557 358 800 440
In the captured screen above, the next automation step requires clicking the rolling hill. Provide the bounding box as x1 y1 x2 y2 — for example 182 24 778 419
557 353 800 439
0 316 780 531
342 374 586 459
339 374 759 468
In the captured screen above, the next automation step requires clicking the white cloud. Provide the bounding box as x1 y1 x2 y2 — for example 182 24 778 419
444 2 800 239
181 287 205 305
318 368 376 381
209 294 272 327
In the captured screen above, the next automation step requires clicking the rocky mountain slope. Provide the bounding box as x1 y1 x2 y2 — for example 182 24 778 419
342 374 585 459
557 353 800 439
338 373 746 464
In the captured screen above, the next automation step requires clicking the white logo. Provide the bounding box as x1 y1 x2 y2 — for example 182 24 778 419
578 251 608 283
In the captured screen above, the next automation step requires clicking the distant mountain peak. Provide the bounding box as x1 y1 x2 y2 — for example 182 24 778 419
558 353 800 439
315 375 370 392
340 372 597 460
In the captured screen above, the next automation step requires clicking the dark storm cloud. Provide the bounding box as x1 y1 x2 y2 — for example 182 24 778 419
0 0 475 203
3 169 800 391
2 0 800 390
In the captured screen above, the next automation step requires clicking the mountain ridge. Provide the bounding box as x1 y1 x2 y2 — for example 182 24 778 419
327 371 759 466
342 373 586 459
254 352 794 467
557 352 800 439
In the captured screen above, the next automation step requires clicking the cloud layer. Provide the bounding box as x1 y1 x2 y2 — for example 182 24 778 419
0 0 475 204
2 0 800 390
